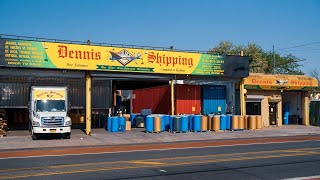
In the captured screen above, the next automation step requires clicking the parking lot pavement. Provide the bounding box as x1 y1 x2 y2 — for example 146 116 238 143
0 125 319 151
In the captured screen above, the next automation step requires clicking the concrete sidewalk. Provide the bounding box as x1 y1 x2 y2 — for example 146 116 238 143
0 125 320 151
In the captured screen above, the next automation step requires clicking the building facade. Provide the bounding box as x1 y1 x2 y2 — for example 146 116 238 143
243 73 318 127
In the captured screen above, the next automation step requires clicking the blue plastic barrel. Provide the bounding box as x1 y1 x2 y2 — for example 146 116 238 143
284 112 290 125
283 105 290 125
163 115 170 130
220 115 227 130
169 115 175 131
189 115 194 131
172 116 181 132
284 104 290 112
193 115 201 132
226 115 232 130
107 116 112 132
111 117 119 132
181 116 189 132
118 117 126 132
145 115 154 132
160 116 165 131
130 114 138 127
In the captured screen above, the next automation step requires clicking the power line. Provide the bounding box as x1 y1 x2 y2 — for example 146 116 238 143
276 42 320 51
280 48 320 52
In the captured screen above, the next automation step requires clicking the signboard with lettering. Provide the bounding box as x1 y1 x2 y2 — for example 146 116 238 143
244 74 318 90
33 90 66 100
0 38 249 77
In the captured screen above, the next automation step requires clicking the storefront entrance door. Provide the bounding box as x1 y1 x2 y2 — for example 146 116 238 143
269 102 277 125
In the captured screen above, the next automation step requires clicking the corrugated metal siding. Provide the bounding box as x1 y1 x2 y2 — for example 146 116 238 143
0 74 112 109
132 85 201 115
132 85 170 114
202 85 227 115
92 79 112 109
68 79 85 108
235 89 240 115
175 85 201 115
0 83 29 108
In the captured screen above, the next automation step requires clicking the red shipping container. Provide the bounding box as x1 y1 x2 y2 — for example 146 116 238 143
175 85 201 115
132 85 201 115
132 85 170 114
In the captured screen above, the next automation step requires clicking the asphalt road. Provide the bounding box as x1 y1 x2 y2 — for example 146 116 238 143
0 140 320 180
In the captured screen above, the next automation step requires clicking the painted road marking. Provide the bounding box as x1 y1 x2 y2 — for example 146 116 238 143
130 161 166 165
0 149 320 179
283 175 320 180
1 147 320 173
0 139 319 160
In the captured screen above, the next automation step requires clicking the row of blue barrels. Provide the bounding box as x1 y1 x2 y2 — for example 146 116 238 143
169 115 230 132
106 117 126 132
131 114 171 130
130 114 248 132
187 115 231 131
145 115 167 133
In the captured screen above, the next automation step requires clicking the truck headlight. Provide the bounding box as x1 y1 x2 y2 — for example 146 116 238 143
32 121 40 127
35 113 40 119
65 120 72 126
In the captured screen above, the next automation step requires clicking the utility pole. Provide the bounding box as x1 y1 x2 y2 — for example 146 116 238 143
273 45 275 74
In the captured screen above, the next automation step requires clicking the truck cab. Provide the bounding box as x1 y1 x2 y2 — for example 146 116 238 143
29 86 72 140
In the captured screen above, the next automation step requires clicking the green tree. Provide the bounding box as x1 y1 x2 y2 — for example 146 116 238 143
209 41 304 74
209 41 266 73
264 52 304 75
309 68 320 83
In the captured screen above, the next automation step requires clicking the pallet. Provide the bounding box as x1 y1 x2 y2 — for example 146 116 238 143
145 131 162 133
230 129 245 131
192 130 208 133
0 130 6 137
172 131 188 133
0 124 8 131
249 128 262 131
211 130 225 132
0 120 7 124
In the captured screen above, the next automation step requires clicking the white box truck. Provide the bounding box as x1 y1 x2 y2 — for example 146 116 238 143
29 86 72 140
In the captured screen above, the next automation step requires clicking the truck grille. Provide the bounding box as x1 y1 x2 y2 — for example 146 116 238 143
41 117 64 127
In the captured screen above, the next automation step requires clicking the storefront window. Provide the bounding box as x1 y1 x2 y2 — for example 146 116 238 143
246 102 261 115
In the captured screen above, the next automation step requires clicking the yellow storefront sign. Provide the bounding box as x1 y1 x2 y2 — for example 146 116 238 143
33 90 66 100
0 39 251 76
244 74 318 90
45 42 202 74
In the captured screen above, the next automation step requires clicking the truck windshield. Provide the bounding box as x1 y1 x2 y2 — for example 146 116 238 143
36 100 66 112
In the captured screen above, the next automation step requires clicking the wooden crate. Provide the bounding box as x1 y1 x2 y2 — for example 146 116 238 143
0 129 6 137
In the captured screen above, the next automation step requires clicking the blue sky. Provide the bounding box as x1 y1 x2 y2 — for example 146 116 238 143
0 0 319 74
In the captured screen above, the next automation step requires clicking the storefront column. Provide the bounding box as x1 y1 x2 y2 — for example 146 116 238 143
113 85 117 107
240 51 246 116
302 91 310 126
171 80 175 115
240 79 246 115
85 71 92 135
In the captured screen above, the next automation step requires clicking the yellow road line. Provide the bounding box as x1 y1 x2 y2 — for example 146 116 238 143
1 147 320 173
1 151 320 179
130 161 166 165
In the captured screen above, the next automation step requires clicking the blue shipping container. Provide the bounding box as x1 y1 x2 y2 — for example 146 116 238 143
202 85 227 115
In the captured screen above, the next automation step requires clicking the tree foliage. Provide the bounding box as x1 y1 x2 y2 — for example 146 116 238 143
309 68 320 83
209 41 304 75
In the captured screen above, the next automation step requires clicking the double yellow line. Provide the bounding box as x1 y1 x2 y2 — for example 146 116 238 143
1 147 320 179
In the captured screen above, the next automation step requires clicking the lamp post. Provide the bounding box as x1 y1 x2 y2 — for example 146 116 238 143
273 45 275 74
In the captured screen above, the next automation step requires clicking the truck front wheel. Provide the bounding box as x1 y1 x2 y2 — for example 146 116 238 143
32 133 40 140
64 133 71 139
31 128 40 140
